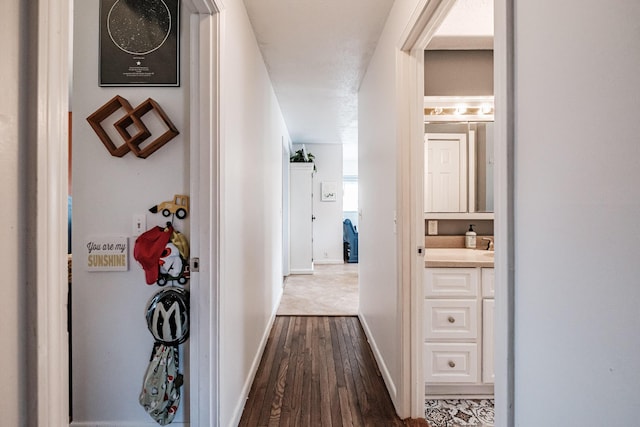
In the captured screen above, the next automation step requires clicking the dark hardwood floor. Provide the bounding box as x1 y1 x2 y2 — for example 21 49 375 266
238 316 408 427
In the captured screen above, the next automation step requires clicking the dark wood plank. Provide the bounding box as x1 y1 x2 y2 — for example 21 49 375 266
333 317 366 426
267 316 295 426
286 316 306 427
346 317 403 426
238 316 408 427
316 317 333 427
239 316 288 426
300 317 313 427
308 318 323 427
339 317 371 422
322 316 343 427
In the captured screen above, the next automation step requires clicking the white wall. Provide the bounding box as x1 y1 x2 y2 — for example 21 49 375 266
512 0 640 424
343 143 359 177
424 50 493 96
293 143 344 264
218 2 290 425
357 0 421 412
71 1 192 424
0 1 30 424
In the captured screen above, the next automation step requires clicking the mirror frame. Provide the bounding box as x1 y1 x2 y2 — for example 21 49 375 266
424 96 495 220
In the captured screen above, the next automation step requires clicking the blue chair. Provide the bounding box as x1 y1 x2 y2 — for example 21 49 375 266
343 219 358 263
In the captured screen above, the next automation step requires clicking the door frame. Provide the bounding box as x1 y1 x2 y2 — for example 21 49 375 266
35 0 223 424
396 0 514 423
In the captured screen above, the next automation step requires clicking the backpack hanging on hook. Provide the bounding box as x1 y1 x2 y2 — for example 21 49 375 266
139 343 183 425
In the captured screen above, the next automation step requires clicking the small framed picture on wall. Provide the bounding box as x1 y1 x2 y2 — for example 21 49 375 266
321 181 338 202
99 0 180 87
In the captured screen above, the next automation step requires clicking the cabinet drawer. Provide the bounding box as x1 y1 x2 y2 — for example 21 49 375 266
424 268 479 298
481 268 495 298
482 299 495 384
424 342 479 383
424 299 478 340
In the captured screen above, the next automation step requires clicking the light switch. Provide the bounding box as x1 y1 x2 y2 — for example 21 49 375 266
133 214 146 237
428 220 438 235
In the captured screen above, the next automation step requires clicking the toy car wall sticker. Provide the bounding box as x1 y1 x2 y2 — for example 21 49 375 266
149 194 189 220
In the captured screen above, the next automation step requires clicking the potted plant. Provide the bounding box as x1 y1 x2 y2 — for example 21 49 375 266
290 146 316 171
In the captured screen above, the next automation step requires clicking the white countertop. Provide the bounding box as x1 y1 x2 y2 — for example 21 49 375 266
425 248 494 268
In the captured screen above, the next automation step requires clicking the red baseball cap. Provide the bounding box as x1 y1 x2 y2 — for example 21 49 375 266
134 225 173 284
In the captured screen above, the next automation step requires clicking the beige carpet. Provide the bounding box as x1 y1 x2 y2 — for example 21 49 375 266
277 263 359 316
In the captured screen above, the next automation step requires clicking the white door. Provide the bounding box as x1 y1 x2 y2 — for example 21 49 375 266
425 133 467 213
289 163 314 274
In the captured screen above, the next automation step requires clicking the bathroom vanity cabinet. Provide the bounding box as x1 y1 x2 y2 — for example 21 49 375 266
423 263 494 397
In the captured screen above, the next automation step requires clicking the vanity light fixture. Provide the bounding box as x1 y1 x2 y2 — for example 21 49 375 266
424 96 494 122
480 103 493 115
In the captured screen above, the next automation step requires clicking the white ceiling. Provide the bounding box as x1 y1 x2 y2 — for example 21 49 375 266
243 0 493 148
243 0 394 146
429 0 494 50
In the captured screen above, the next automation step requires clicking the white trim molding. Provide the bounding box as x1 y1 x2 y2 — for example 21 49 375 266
396 0 458 419
185 1 224 426
493 0 515 425
358 314 398 403
395 0 517 422
36 0 70 424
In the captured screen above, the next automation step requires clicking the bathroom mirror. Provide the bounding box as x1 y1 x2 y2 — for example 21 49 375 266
424 121 494 214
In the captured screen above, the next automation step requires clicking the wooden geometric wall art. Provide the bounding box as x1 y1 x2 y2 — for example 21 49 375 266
86 95 179 159
115 98 179 159
86 95 139 157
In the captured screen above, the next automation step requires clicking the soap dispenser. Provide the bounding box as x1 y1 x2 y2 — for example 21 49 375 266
465 224 477 249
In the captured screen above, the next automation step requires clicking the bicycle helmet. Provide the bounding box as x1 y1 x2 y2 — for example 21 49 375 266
146 288 189 345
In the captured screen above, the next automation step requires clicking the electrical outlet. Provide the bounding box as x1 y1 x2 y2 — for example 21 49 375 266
427 220 438 235
133 214 146 237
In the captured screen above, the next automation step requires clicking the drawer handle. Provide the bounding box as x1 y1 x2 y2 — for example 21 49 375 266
447 316 456 323
448 361 456 368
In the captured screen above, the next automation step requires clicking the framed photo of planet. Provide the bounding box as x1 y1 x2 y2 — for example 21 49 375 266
99 0 179 86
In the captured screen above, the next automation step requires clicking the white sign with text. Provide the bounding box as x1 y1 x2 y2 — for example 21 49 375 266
85 236 129 272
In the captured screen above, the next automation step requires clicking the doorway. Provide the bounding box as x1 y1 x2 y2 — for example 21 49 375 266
396 0 513 423
36 0 221 424
282 142 360 316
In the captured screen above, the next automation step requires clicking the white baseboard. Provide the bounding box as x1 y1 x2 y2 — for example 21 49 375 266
289 268 314 274
228 292 282 426
358 313 398 404
312 259 346 265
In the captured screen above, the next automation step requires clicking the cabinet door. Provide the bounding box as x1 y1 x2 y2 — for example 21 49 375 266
424 299 478 340
481 268 495 298
424 342 479 383
482 299 495 384
424 268 479 298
